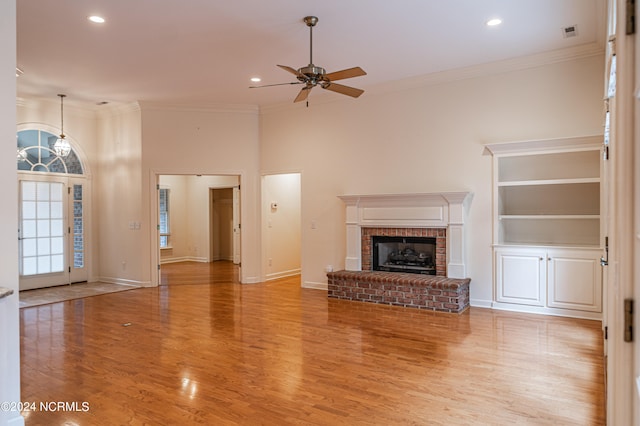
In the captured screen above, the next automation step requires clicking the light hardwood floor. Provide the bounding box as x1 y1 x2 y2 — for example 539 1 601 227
20 261 605 425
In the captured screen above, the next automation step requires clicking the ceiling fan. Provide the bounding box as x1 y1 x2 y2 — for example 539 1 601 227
250 16 367 103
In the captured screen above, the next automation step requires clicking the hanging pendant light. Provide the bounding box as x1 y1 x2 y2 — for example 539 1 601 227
53 94 71 157
16 149 27 162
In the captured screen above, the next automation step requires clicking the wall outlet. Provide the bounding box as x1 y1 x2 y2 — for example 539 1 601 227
325 265 333 273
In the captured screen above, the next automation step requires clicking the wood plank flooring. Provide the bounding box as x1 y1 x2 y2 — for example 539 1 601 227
20 261 605 425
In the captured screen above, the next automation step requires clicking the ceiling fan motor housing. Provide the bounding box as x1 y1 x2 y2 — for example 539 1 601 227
297 65 326 84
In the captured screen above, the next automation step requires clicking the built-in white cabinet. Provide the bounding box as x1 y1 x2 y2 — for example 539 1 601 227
495 246 602 316
486 136 604 319
547 248 602 313
495 247 545 306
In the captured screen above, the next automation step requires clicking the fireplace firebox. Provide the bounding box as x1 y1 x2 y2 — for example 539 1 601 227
372 236 436 275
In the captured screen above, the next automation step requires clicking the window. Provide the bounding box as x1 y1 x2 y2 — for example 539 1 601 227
159 188 170 248
17 130 83 174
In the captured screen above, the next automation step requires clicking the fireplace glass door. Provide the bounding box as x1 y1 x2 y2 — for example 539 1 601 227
372 236 436 275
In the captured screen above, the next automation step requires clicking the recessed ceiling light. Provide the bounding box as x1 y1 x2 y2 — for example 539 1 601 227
250 77 261 83
88 15 105 24
486 18 502 27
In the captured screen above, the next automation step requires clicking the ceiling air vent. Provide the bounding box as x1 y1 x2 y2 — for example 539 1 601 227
562 25 578 38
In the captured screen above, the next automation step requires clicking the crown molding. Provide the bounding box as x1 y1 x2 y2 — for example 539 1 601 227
16 96 99 119
138 102 258 115
367 43 605 98
95 102 141 118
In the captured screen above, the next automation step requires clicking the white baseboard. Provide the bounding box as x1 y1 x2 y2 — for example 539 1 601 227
266 269 301 281
491 301 602 320
303 281 327 290
241 276 260 284
160 256 208 264
97 276 151 287
470 299 493 309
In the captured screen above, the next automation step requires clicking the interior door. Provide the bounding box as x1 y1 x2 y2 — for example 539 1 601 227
18 176 87 290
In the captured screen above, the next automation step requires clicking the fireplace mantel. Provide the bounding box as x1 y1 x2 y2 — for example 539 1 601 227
338 192 472 279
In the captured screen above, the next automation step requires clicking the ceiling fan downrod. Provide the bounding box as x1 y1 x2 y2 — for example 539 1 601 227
304 16 318 66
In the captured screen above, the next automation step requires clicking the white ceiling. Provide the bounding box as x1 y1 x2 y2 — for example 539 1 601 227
16 0 606 108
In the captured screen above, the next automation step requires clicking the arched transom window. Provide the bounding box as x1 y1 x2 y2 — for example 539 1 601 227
17 129 84 175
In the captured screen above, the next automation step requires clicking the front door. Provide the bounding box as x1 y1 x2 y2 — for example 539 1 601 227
18 176 87 290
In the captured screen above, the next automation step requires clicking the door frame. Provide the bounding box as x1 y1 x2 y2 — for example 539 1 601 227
151 172 244 285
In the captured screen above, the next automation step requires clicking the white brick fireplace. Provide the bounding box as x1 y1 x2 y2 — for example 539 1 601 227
338 192 472 279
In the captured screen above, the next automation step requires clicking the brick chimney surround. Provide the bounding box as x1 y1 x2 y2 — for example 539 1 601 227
328 192 472 313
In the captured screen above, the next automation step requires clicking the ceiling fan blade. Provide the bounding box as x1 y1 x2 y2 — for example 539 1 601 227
249 82 303 89
277 64 305 79
321 82 364 98
294 86 312 103
324 67 367 82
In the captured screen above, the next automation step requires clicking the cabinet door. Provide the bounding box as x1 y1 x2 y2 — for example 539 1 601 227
495 249 545 306
547 249 602 312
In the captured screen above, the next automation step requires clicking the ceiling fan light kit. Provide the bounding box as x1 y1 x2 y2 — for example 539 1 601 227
251 16 366 104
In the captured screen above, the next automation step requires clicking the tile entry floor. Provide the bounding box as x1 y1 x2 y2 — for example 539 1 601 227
19 282 140 308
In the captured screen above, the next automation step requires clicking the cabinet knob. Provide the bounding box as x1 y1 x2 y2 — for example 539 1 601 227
539 257 543 261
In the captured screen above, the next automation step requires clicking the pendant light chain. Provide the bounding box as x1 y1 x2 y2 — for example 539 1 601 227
59 94 66 138
54 94 72 157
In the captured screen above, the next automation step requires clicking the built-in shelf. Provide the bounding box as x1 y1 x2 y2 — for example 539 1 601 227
485 135 604 318
497 177 601 187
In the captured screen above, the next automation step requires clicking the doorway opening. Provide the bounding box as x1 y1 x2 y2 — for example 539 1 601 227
157 174 241 283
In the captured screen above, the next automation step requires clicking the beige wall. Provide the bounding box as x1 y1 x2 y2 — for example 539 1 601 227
260 54 605 305
263 173 301 280
96 104 144 285
141 105 260 283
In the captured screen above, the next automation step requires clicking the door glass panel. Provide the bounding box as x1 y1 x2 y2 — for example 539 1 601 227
23 258 37 275
20 181 66 276
23 239 36 257
22 220 36 238
73 184 84 268
37 239 50 255
22 201 36 219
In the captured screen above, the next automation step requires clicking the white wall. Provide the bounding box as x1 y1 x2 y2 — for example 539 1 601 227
263 173 301 280
260 54 605 305
141 105 260 283
1 1 23 424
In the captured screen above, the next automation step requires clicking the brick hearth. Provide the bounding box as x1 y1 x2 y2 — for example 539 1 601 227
327 270 470 314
